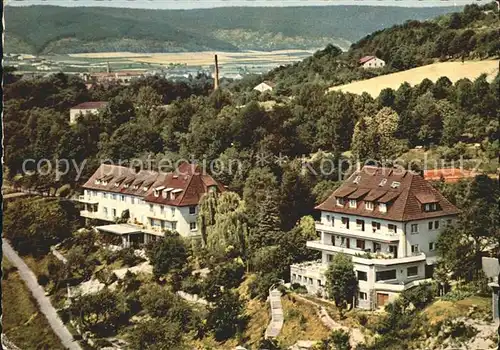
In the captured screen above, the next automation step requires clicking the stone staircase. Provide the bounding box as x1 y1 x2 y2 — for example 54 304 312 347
265 288 284 339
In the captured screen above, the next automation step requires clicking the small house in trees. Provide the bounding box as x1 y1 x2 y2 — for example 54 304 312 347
77 162 225 247
359 56 386 69
253 81 275 93
290 166 460 309
69 101 107 124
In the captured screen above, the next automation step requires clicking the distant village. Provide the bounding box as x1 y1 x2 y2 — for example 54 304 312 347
4 52 295 83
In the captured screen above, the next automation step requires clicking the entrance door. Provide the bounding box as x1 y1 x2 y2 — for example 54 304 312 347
377 293 389 307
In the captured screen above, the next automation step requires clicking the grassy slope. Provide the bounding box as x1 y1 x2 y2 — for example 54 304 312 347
328 60 499 97
2 258 65 350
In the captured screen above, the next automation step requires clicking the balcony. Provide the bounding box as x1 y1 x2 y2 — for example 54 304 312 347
76 195 99 204
80 210 113 222
374 278 432 292
315 222 399 243
307 240 426 266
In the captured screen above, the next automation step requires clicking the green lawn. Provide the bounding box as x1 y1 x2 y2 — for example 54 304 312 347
2 258 65 350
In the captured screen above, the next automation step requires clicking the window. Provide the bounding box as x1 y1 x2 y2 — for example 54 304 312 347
309 278 313 285
341 217 350 229
429 242 435 251
372 221 381 231
356 239 365 250
411 224 419 234
376 270 396 281
434 220 439 229
160 206 164 214
189 206 196 215
190 222 197 231
336 197 344 206
326 214 331 222
428 221 433 230
103 207 108 216
411 244 420 254
112 208 117 217
349 199 357 208
327 254 333 263
357 271 368 281
171 207 175 217
317 279 323 287
292 274 297 281
446 219 452 226
407 266 418 277
103 193 108 199
379 203 387 213
149 204 154 212
359 292 368 300
424 203 438 212
365 201 374 210
379 178 387 186
388 224 397 233
121 195 125 202
356 219 365 231
171 222 177 231
390 181 400 188
374 242 381 252
112 194 116 200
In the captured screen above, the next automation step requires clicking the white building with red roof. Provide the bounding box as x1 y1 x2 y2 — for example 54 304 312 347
291 166 459 309
358 56 385 69
69 101 107 124
77 162 225 247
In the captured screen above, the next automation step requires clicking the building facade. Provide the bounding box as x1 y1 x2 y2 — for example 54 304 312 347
69 101 107 124
77 162 225 247
291 166 460 309
359 56 386 69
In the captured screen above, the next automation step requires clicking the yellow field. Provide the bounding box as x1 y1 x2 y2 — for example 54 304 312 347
329 60 499 97
69 49 314 66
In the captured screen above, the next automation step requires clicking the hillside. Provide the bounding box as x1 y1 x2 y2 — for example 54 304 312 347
328 60 499 97
4 5 458 54
259 2 499 92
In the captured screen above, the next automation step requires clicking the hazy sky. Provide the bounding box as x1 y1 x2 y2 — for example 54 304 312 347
6 0 482 9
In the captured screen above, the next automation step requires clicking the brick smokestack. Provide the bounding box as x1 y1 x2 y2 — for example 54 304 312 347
214 54 219 90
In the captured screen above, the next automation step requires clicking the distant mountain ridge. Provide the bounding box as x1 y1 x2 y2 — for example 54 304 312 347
4 5 460 54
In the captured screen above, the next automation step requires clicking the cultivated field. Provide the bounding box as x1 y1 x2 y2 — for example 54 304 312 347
70 49 314 66
329 60 499 97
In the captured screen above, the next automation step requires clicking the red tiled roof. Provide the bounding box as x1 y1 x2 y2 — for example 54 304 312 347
424 168 476 183
359 56 376 64
71 101 107 110
316 166 460 221
82 162 225 206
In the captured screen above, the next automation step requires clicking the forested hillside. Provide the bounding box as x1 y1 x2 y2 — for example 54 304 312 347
4 5 458 53
255 3 499 92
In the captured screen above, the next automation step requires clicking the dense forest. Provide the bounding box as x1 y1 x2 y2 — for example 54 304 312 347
249 3 500 92
4 5 458 53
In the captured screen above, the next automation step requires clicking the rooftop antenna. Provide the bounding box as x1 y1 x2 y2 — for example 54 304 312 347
214 54 219 90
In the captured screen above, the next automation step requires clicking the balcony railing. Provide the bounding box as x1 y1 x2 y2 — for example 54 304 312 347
77 195 99 204
315 222 399 243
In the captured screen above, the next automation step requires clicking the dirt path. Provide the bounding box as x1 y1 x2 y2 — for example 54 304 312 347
2 239 82 350
292 293 365 348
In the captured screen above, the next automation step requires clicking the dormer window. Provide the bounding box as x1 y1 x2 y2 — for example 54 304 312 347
133 184 139 190
349 199 357 208
102 181 108 186
379 179 387 187
379 203 387 213
424 203 438 212
353 176 361 184
154 190 159 197
391 181 400 188
95 179 101 185
365 201 374 210
336 197 344 206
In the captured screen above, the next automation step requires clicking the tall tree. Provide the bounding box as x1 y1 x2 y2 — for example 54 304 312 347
325 253 358 317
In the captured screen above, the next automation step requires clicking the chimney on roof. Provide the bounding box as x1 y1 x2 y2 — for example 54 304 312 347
214 54 219 90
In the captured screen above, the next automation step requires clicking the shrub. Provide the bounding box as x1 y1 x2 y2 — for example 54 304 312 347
38 274 50 286
357 313 368 326
440 289 474 301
